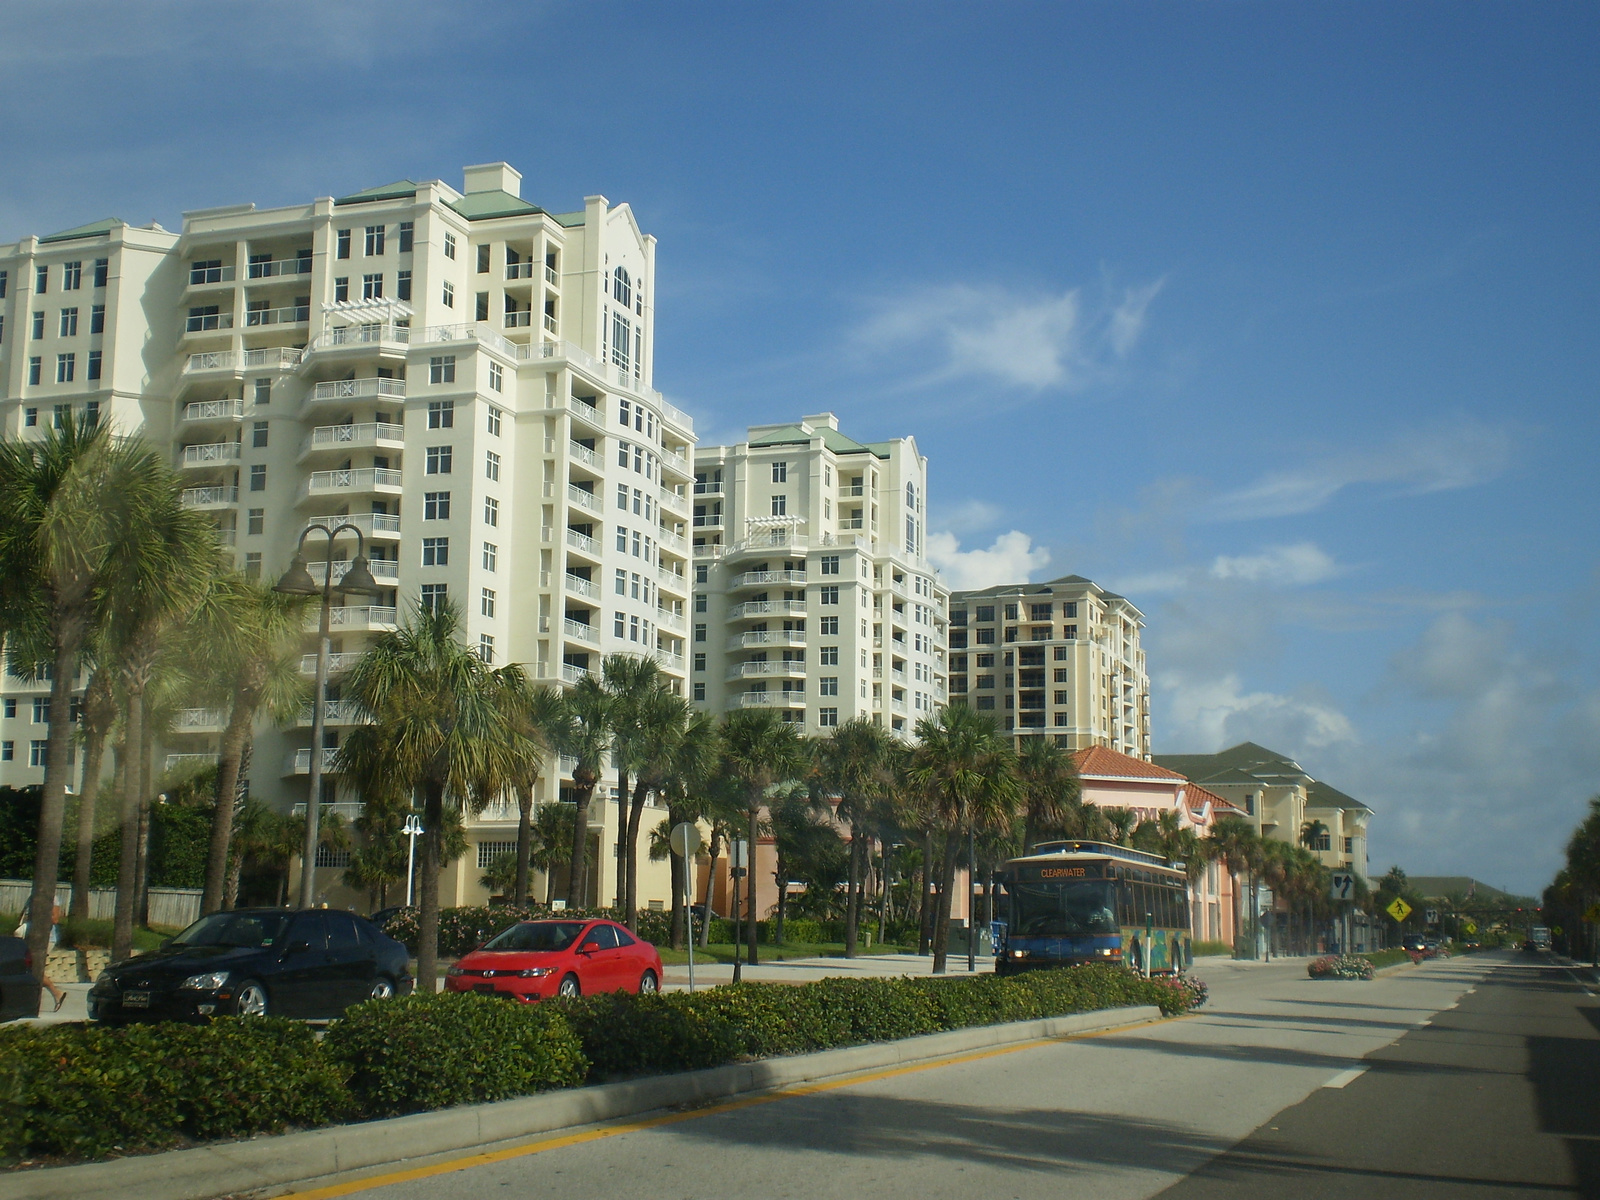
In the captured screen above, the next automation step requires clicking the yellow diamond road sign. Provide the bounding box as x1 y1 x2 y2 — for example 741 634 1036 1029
1463 921 1478 935
1387 897 1412 923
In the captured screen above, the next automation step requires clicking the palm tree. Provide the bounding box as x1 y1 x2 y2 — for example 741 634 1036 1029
1016 737 1081 853
529 801 582 903
0 418 188 975
908 705 1020 974
719 709 807 967
620 684 688 929
552 674 609 909
813 718 896 957
487 667 563 906
67 662 117 921
338 599 518 993
1207 815 1260 958
183 576 308 915
1101 806 1139 847
602 653 664 917
643 701 716 942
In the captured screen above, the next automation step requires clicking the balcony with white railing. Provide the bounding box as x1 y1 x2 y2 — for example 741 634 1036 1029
307 323 411 354
658 528 688 556
419 322 523 360
296 699 369 726
247 256 312 279
187 263 235 287
564 573 598 599
739 691 806 708
282 747 342 775
545 264 559 287
566 484 602 514
181 485 238 509
729 630 809 650
171 708 227 733
184 311 234 334
727 660 808 680
655 608 686 633
244 346 303 370
165 752 219 772
180 441 241 468
505 261 535 281
504 310 532 329
568 440 600 469
727 599 808 620
567 397 604 428
839 484 867 498
654 650 686 673
302 468 404 500
300 422 405 459
660 447 691 478
299 652 362 675
561 663 592 685
303 559 399 586
543 313 558 335
657 568 688 594
565 528 600 557
659 487 690 515
308 605 399 633
730 569 807 589
309 376 407 403
289 801 365 822
245 304 310 328
182 398 245 424
305 512 402 541
562 618 599 645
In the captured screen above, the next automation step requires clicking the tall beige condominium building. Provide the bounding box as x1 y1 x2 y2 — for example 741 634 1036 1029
692 415 948 737
0 164 694 906
947 576 1150 757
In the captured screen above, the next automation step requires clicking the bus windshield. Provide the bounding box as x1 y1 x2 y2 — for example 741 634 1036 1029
1010 879 1119 937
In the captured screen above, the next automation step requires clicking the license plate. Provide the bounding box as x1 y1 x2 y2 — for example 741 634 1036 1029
474 983 496 995
122 992 150 1008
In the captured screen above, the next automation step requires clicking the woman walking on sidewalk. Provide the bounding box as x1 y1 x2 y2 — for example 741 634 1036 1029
14 893 67 1012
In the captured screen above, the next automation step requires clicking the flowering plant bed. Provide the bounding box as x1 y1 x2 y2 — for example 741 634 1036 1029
1307 954 1375 981
1152 974 1209 1010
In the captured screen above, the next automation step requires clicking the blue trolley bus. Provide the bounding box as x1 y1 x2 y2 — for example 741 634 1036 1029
995 840 1192 976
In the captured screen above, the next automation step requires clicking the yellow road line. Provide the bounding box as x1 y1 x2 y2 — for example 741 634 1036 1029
286 1015 1177 1199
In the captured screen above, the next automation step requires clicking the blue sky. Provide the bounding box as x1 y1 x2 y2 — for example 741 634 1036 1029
2 2 1595 895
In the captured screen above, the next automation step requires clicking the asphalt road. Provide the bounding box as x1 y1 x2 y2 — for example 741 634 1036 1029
274 952 1590 1200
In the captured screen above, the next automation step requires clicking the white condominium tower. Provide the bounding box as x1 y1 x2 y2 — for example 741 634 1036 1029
947 576 1150 758
0 165 695 891
692 415 947 737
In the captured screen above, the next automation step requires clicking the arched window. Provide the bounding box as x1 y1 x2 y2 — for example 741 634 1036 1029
613 267 632 311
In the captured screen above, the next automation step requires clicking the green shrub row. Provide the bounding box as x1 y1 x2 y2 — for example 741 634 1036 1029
381 904 673 957
0 965 1203 1165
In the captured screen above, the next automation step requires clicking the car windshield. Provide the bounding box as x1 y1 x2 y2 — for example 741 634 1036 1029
1009 880 1118 937
171 912 290 949
482 921 587 952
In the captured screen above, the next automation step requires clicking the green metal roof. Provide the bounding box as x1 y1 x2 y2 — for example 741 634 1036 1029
1152 742 1310 786
333 180 420 206
951 575 1097 600
748 425 886 458
1407 877 1531 904
552 211 586 228
1308 779 1370 812
447 190 547 221
39 218 123 244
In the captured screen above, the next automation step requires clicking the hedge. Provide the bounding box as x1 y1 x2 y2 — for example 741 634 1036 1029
381 905 673 958
0 965 1205 1166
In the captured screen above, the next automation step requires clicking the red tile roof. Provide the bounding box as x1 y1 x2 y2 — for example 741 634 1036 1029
1072 746 1188 782
1185 781 1245 816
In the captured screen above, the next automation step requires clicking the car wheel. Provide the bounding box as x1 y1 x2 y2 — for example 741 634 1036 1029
638 970 659 995
234 980 269 1017
369 977 396 1001
558 974 581 998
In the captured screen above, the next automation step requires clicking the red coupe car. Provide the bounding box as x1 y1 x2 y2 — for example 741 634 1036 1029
445 919 663 1001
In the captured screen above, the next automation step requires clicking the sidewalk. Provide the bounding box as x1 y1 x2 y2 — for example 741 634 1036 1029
661 951 994 989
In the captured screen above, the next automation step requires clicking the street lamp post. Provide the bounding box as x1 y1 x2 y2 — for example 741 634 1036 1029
274 522 380 910
402 813 424 907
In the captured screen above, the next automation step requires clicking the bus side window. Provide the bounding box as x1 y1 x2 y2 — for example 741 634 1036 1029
1164 887 1177 929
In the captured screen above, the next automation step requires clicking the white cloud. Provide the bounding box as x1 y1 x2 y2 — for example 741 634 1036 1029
926 530 1050 590
1159 672 1358 753
1211 420 1515 520
933 499 1004 536
1209 542 1339 587
856 278 1163 392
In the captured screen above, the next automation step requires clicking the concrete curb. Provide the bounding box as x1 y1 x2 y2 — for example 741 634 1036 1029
0 1004 1163 1200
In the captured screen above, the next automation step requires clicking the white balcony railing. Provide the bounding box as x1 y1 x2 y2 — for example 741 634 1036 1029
654 650 686 673
182 398 245 423
543 313 558 335
566 484 602 513
739 691 805 708
188 263 235 285
568 440 600 468
296 699 368 725
730 631 808 649
245 304 310 327
244 346 303 370
731 570 807 588
545 264 559 286
728 599 808 619
661 448 690 476
561 663 592 685
504 310 532 328
562 618 599 645
181 485 238 508
655 608 686 633
181 441 241 466
568 398 603 426
165 752 219 772
299 652 362 675
505 261 535 280
247 257 312 279
303 559 399 586
310 376 407 402
564 573 598 599
172 707 227 731
311 605 399 632
305 467 404 495
304 422 404 453
729 660 807 679
308 323 411 352
565 528 600 556
658 529 688 555
185 312 233 333
283 747 341 775
659 487 689 515
305 512 402 539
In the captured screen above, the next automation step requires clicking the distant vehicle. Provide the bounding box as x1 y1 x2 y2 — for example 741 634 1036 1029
369 906 408 931
0 936 42 1022
1530 925 1552 950
994 840 1192 976
446 919 663 1000
1402 934 1437 958
88 909 412 1022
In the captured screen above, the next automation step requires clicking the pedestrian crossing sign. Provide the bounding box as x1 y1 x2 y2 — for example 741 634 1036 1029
1386 897 1412 923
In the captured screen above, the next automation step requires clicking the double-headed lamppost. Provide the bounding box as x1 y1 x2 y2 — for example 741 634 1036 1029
274 522 380 909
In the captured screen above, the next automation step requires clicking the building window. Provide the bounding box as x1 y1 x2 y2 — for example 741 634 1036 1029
32 311 44 339
423 491 450 520
59 308 78 336
35 265 47 292
1031 626 1050 641
33 697 50 723
488 362 503 392
819 646 838 666
485 451 500 481
62 261 81 290
421 582 447 612
364 225 385 255
976 676 994 689
93 259 108 287
86 351 102 381
1343 837 1354 854
398 222 414 253
89 304 104 333
429 358 456 386
614 611 626 637
770 495 787 516
28 358 41 386
693 593 707 612
486 406 502 434
818 708 838 728
336 229 351 259
315 846 351 869
819 586 839 604
1031 603 1052 620
249 465 266 491
443 231 457 259
442 280 455 308
692 682 706 702
421 537 449 566
476 292 490 321
477 244 491 274
482 542 497 571
820 616 839 636
426 446 453 474
820 555 839 575
396 270 412 301
484 496 499 527
819 677 839 696
1063 625 1078 640
247 508 264 535
251 420 268 448
771 462 787 483
693 623 707 643
478 633 495 663
0 742 10 762
693 653 706 671
480 588 496 617
475 839 518 870
56 353 75 383
30 740 48 767
240 552 261 580
253 378 271 405
428 400 456 430
362 273 383 300
0 270 7 299
334 277 349 302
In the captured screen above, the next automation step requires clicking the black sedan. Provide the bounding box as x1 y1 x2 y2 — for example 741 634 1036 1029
1 935 42 1022
88 908 412 1022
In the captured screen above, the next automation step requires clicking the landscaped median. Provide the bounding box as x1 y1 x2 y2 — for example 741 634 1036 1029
0 964 1203 1183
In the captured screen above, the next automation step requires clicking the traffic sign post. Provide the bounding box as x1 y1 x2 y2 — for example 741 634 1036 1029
1330 872 1354 902
1387 897 1412 924
670 823 702 993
